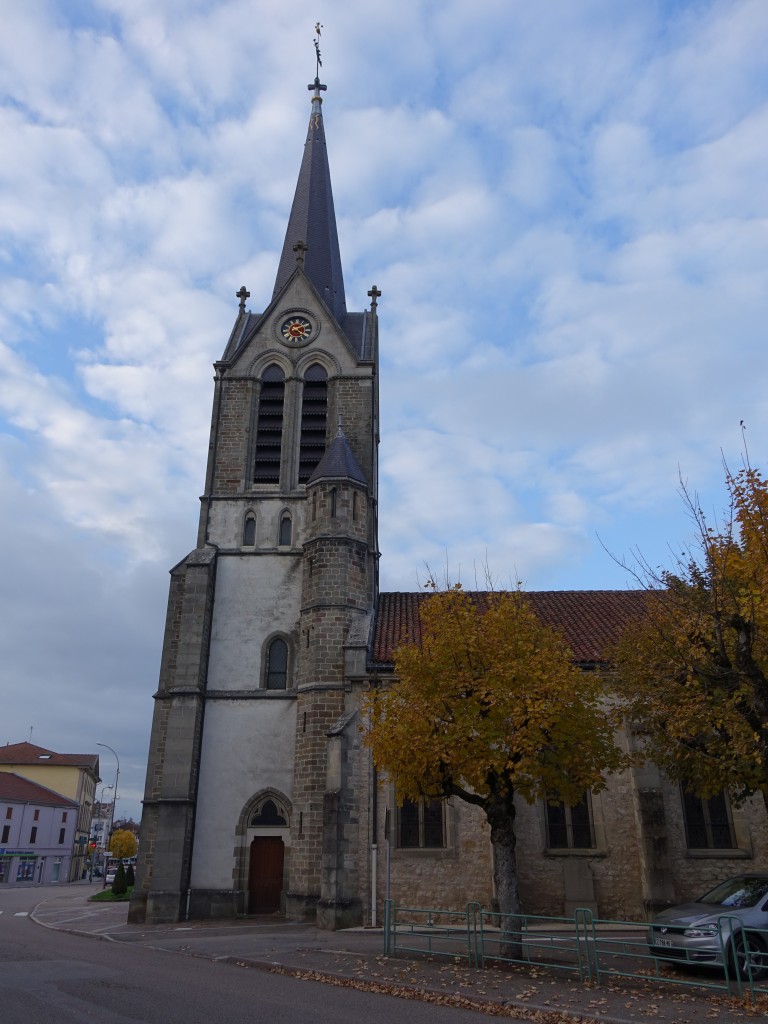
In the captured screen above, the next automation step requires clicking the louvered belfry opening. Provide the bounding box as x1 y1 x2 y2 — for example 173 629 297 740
298 363 328 483
253 364 285 484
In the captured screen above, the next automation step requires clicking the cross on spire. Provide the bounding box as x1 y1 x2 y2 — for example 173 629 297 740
368 285 382 311
293 239 309 266
236 285 250 312
309 25 327 102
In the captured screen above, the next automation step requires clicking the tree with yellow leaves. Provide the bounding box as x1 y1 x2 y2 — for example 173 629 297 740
363 585 625 950
109 828 138 860
615 464 768 814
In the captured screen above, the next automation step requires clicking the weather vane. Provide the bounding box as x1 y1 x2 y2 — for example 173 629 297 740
314 23 323 76
308 22 327 101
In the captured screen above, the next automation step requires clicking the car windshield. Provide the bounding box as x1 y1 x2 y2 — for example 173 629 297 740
698 877 768 908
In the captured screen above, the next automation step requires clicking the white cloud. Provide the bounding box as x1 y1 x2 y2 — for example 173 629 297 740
1 0 767 817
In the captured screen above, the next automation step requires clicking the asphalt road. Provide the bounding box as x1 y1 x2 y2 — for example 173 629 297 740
0 885 493 1024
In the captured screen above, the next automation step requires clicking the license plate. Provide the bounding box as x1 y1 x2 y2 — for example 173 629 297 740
655 938 673 948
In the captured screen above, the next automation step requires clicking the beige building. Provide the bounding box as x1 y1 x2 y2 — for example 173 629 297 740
0 742 99 881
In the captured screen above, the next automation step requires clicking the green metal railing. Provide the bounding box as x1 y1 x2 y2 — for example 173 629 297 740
383 899 768 999
383 901 479 964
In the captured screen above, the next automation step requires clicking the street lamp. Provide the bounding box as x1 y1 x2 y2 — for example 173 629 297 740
97 744 120 889
90 783 114 880
96 743 120 839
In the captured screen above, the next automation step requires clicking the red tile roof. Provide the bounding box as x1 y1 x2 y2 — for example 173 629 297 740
0 741 99 773
372 590 648 667
0 772 77 807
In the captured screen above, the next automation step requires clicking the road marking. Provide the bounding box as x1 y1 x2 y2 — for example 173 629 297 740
14 912 29 917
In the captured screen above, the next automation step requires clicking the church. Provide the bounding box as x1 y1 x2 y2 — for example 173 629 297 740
129 69 768 929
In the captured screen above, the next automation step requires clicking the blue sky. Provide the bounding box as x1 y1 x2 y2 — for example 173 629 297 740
1 0 767 820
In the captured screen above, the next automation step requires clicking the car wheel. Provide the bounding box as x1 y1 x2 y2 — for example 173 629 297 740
729 932 768 981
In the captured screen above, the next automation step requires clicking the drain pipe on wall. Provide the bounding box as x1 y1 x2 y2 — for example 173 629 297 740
371 842 378 927
369 675 380 928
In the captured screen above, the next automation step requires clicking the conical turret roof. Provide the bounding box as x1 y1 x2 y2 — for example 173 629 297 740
307 427 367 486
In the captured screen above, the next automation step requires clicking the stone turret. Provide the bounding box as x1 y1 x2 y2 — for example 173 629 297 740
287 430 371 926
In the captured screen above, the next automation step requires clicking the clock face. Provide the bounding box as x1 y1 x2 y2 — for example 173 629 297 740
280 316 313 343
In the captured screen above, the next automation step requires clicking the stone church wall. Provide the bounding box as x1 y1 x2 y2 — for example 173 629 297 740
205 555 302 691
657 780 768 903
190 699 296 891
513 769 645 920
374 792 494 913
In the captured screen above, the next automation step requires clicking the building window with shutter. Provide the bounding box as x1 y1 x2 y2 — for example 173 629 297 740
253 365 285 484
298 363 328 483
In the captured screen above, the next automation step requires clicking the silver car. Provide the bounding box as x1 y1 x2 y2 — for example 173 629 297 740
649 875 768 979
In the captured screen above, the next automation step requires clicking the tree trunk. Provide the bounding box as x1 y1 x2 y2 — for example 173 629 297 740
487 801 522 961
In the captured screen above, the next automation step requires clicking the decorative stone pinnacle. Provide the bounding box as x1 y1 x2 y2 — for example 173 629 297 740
236 285 250 312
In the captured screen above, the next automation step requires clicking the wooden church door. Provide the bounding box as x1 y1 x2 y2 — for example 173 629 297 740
248 836 284 913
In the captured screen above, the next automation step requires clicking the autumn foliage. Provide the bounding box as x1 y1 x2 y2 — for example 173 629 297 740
363 585 625 930
615 465 768 811
109 828 139 860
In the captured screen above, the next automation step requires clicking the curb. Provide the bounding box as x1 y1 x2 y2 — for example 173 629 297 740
222 955 610 1024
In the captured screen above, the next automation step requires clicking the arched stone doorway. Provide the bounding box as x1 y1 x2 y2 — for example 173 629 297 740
244 793 291 914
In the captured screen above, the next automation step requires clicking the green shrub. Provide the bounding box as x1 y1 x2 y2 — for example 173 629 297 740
111 861 127 895
126 863 135 886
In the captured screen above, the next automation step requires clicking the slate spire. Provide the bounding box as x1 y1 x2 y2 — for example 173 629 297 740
273 74 347 323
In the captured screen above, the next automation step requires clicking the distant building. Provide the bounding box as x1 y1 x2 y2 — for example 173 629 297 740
0 773 78 885
90 800 114 848
0 742 99 881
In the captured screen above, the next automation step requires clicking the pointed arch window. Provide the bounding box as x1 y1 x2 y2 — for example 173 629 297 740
265 637 288 690
299 363 328 483
254 364 285 484
243 513 256 546
279 512 292 547
250 798 288 827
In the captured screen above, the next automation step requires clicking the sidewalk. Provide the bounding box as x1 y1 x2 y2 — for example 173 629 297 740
31 883 765 1024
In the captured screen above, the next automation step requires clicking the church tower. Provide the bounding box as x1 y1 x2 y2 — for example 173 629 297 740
129 64 380 927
